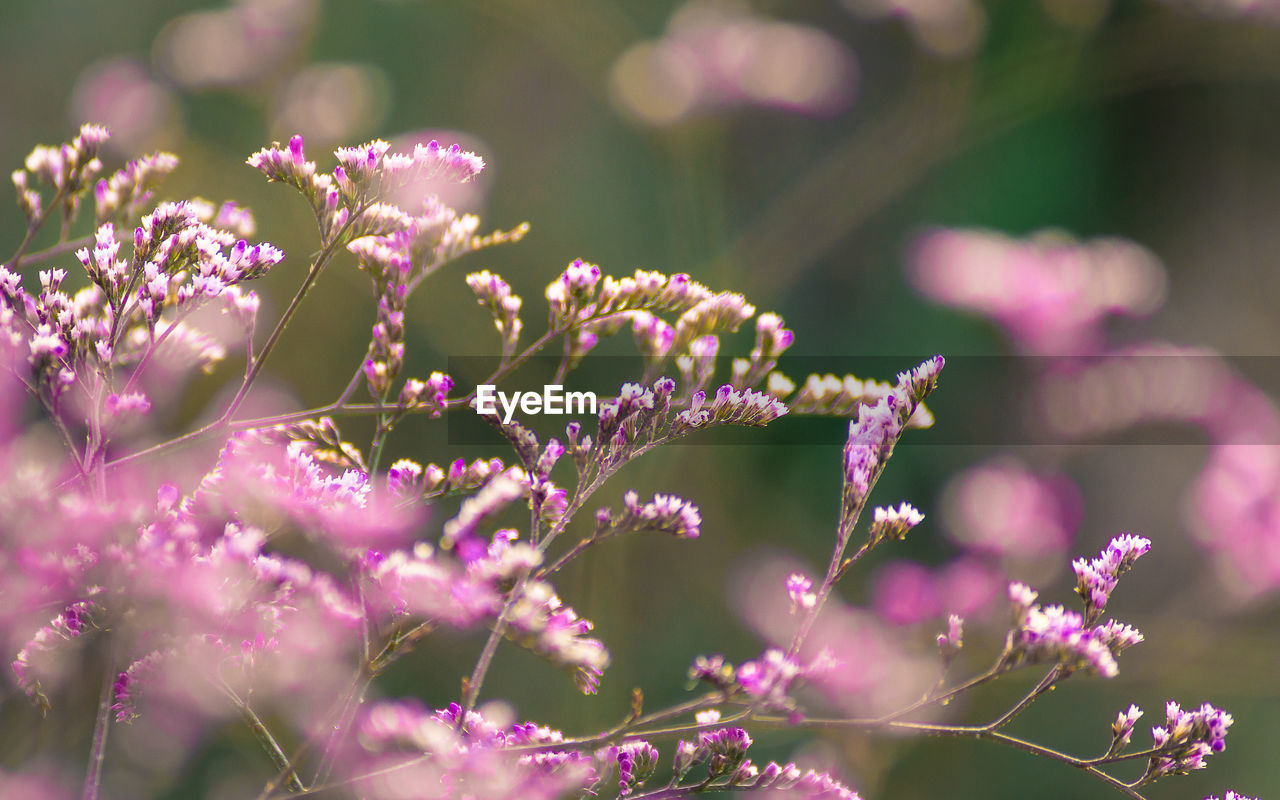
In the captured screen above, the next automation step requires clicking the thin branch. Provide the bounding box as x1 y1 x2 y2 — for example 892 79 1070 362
6 186 69 271
81 657 115 800
240 703 306 794
984 665 1060 732
221 208 364 423
12 234 93 268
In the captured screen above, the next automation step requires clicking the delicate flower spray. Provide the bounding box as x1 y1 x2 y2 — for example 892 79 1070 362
0 126 1255 800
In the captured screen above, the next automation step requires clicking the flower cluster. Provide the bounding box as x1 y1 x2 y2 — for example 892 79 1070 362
441 471 530 559
787 371 934 425
599 740 660 796
1008 595 1124 678
673 723 862 798
385 454 509 502
11 600 99 712
1072 534 1151 622
503 580 610 694
542 265 721 329
594 490 703 539
731 311 795 388
736 649 806 708
1111 703 1144 751
1148 702 1235 779
868 502 925 545
787 573 818 614
673 384 791 431
397 371 454 416
0 177 280 420
468 269 523 357
249 135 481 201
0 123 1256 800
365 542 501 627
842 356 944 513
345 200 522 402
198 433 398 547
110 648 167 723
936 613 964 660
355 701 597 798
92 150 180 224
1003 534 1149 680
630 309 675 364
14 124 109 225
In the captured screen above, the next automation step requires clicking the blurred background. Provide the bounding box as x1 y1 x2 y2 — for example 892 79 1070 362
3 0 1280 797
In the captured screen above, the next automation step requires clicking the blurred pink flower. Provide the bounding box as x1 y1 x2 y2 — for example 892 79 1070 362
200 433 419 550
609 0 857 126
1027 342 1280 596
802 602 936 717
272 63 391 148
0 770 73 800
909 228 1166 355
732 554 935 716
940 456 1081 561
872 561 941 625
153 0 317 90
1190 443 1280 595
842 0 987 58
910 223 1280 599
69 59 176 156
936 556 1004 618
871 556 1005 625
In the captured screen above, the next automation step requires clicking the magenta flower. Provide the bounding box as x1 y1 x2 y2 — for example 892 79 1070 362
1072 534 1151 621
1149 701 1235 778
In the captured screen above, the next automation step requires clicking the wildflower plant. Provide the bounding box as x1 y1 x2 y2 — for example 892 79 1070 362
0 125 1256 800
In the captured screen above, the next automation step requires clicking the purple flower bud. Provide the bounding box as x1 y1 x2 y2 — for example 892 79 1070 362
937 613 963 657
786 573 816 613
1112 704 1143 749
869 501 924 544
1073 534 1151 621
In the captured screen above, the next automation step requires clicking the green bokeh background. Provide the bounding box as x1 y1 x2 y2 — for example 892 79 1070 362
2 0 1279 798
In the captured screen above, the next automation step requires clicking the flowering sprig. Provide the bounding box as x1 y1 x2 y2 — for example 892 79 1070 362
385 454 509 503
1005 592 1124 678
10 125 109 261
1072 534 1152 624
1144 702 1234 781
94 151 181 226
867 501 924 545
842 356 945 519
11 600 101 714
502 580 610 695
110 648 168 723
666 724 862 798
0 127 1254 800
1 194 282 421
997 534 1147 682
611 491 702 538
597 739 659 795
468 268 524 358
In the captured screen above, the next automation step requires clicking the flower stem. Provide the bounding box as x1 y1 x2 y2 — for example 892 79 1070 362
241 703 306 794
81 658 115 800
